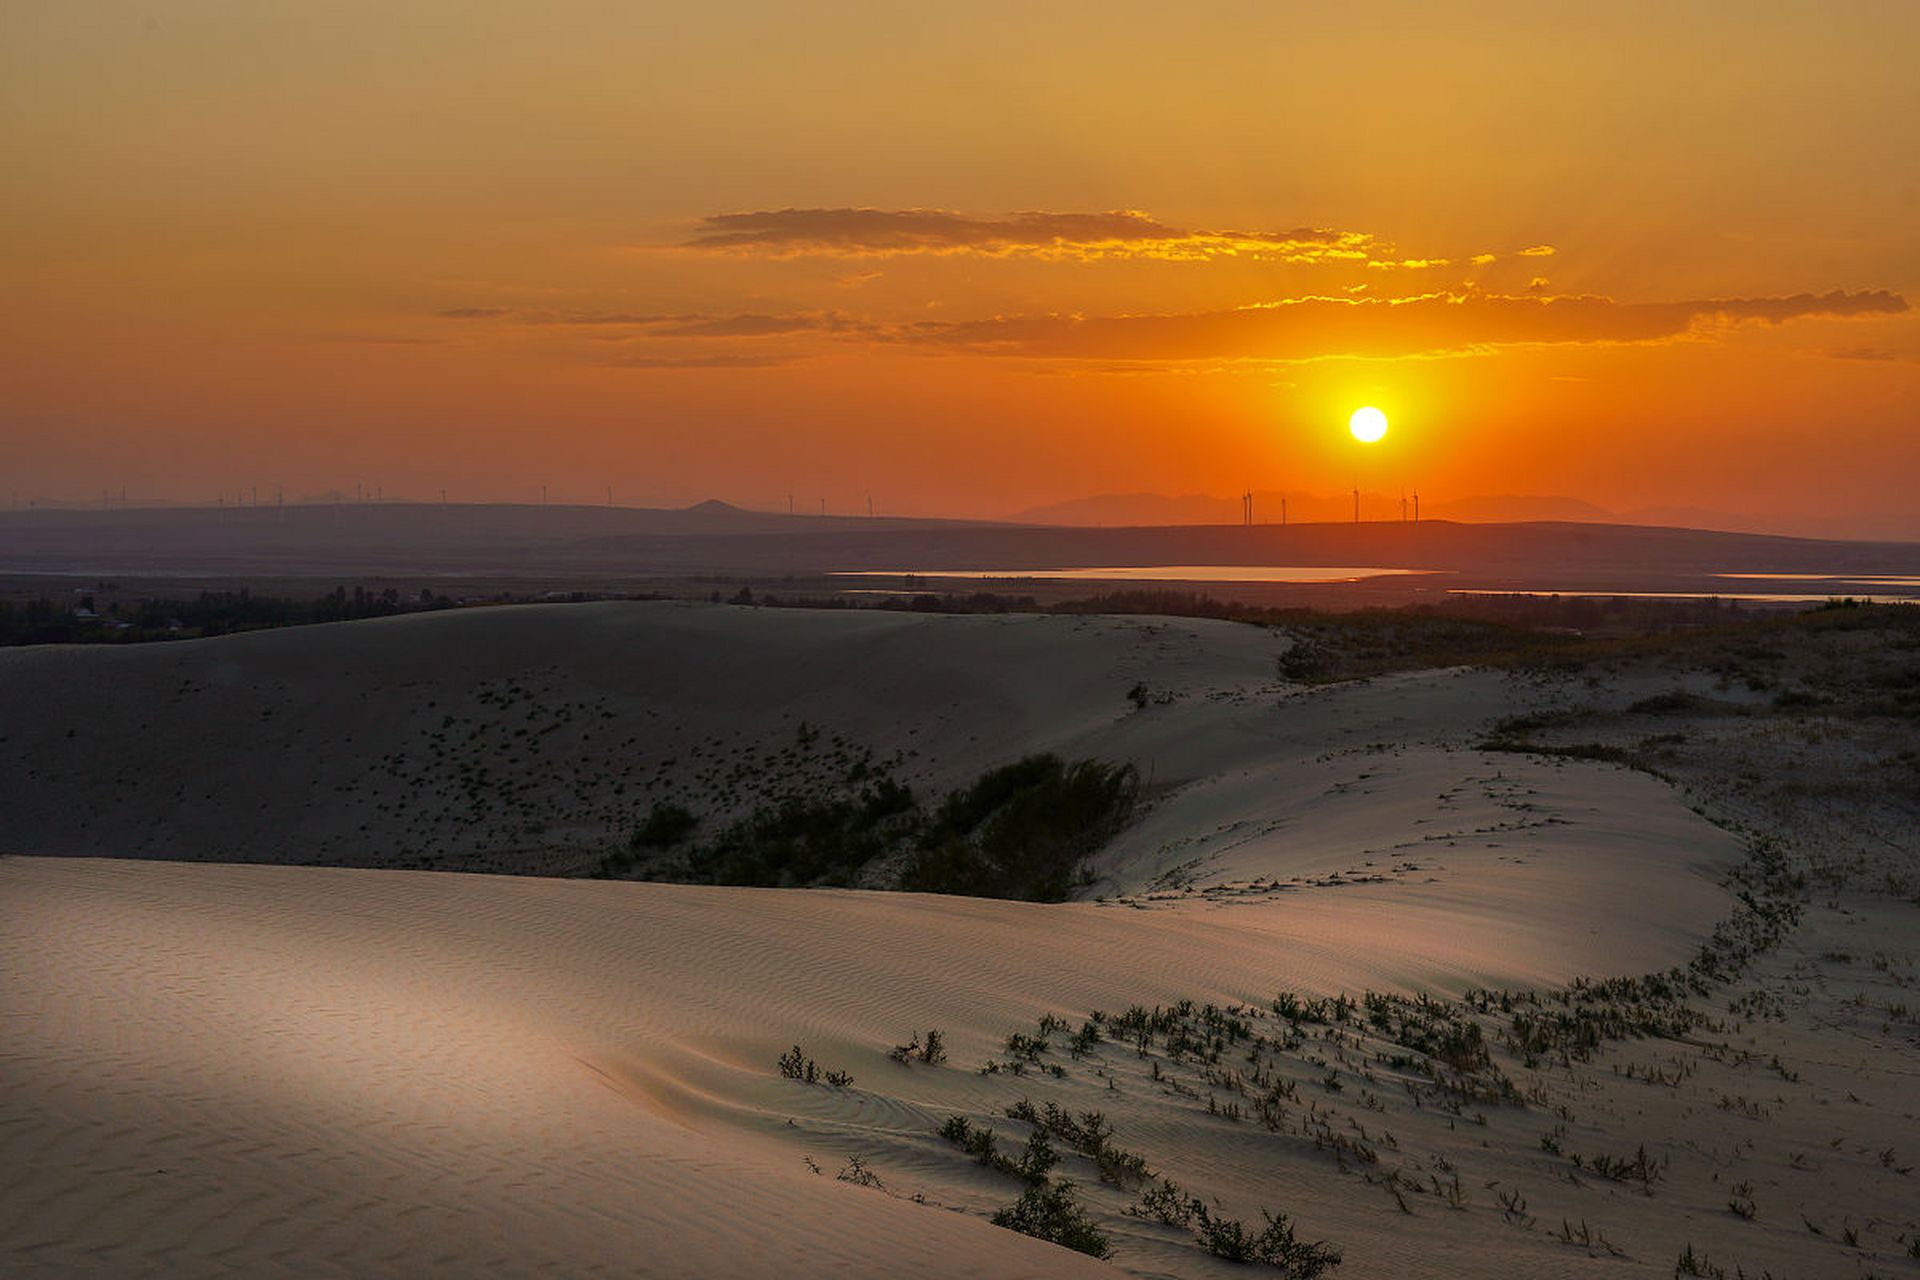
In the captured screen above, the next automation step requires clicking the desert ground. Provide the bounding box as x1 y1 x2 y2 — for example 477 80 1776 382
4 600 1918 1277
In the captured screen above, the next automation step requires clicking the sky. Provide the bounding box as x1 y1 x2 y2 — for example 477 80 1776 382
4 1 1918 531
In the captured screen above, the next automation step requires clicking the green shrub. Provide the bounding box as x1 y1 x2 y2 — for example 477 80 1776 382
902 754 1138 901
1195 1205 1342 1275
619 752 1132 900
990 1181 1112 1259
1130 1178 1197 1227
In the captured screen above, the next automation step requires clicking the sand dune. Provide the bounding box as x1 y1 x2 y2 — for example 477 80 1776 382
0 600 1735 928
0 604 1282 871
6 603 1913 1276
1 826 1724 1279
2 860 1117 1278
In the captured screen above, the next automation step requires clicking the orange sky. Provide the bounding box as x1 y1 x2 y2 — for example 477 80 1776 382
4 2 1917 532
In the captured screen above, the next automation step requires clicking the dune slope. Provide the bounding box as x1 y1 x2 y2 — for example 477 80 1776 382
14 603 1900 1277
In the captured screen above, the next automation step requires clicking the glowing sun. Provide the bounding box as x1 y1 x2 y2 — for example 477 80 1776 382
1349 406 1388 443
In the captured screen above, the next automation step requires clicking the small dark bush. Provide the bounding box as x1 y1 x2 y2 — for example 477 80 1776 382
1195 1205 1342 1275
633 802 699 848
990 1181 1112 1259
777 1044 851 1087
1130 1178 1197 1227
891 1028 949 1065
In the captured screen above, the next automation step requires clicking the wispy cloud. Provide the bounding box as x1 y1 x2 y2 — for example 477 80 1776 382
672 207 1421 265
437 272 1907 370
605 353 807 369
653 313 854 337
438 308 694 326
438 308 849 336
895 289 1908 362
1827 345 1919 363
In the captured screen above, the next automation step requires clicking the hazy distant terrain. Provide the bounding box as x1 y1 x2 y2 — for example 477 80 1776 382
1011 491 1920 540
2 503 1917 602
1011 491 1620 528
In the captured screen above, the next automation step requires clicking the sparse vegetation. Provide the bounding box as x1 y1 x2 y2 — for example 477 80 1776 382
1192 1204 1342 1276
887 1028 947 1065
1129 1177 1197 1227
776 1044 853 1087
0 584 468 645
938 1116 1112 1258
989 1181 1113 1259
1004 1098 1153 1188
835 1154 883 1188
902 755 1139 900
604 748 1137 900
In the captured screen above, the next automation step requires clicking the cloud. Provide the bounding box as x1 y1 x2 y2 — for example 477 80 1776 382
1710 291 1907 323
436 278 1906 371
605 353 807 369
653 313 852 337
673 207 1420 265
1827 346 1919 363
438 307 692 325
310 333 445 346
437 308 848 335
1517 244 1557 257
896 289 1908 362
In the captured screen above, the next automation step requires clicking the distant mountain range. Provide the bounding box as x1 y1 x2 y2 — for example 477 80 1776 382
1006 492 1920 541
